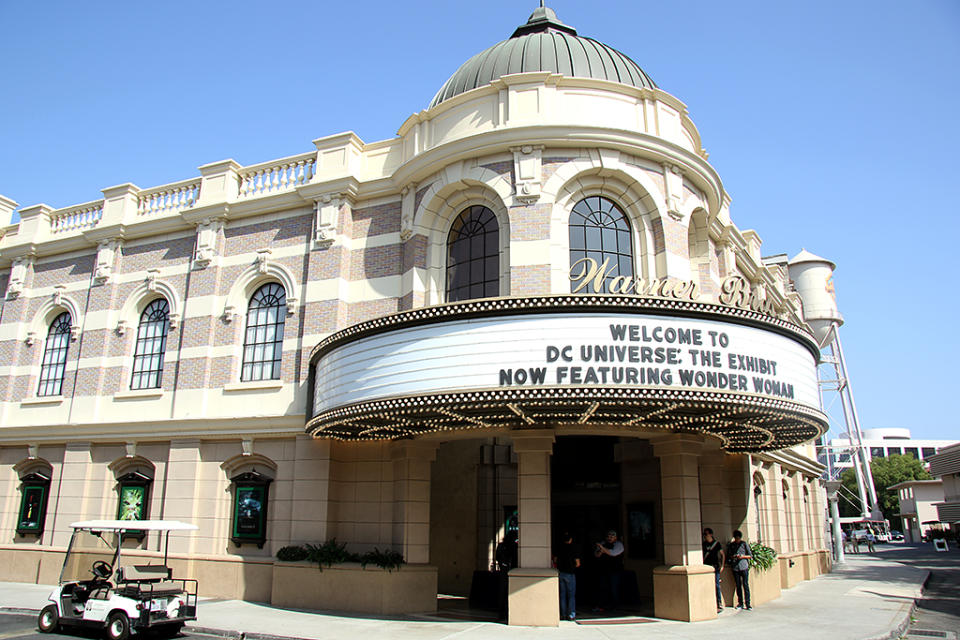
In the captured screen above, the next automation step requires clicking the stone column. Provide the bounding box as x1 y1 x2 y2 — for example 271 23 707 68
698 441 730 537
508 430 557 627
652 434 715 622
391 441 437 565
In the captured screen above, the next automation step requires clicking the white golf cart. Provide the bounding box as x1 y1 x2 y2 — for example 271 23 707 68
37 520 199 640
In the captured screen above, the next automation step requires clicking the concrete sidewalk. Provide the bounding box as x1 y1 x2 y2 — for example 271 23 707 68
0 552 929 640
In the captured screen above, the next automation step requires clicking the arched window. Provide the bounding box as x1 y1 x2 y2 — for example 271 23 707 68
241 283 286 382
446 205 500 302
131 298 169 390
569 196 634 293
38 312 71 397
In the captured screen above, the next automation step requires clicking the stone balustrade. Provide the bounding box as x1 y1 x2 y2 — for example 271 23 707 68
3 147 325 250
138 179 201 217
238 152 316 199
50 201 104 234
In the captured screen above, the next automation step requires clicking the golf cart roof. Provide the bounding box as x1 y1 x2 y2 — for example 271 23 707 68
70 520 198 532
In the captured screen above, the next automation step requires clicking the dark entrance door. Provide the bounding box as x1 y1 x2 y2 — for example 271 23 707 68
551 436 638 610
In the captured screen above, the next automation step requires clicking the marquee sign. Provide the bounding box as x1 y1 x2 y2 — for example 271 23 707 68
307 296 827 451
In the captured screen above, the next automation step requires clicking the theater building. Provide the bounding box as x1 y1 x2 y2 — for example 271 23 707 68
0 6 831 625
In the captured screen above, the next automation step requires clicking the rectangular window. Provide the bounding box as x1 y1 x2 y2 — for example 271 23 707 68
870 447 885 458
904 447 919 459
922 447 936 459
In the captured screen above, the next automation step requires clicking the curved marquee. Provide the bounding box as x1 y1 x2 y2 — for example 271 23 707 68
307 296 828 452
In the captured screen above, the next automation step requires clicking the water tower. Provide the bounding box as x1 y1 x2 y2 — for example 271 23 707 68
788 250 880 521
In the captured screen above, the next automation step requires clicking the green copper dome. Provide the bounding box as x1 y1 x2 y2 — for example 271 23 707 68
429 6 657 109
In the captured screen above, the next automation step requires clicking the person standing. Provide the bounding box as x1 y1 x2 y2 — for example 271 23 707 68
702 528 726 613
553 532 581 621
495 530 518 621
726 530 752 610
593 529 624 611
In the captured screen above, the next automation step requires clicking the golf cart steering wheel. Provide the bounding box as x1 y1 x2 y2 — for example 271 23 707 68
91 560 112 579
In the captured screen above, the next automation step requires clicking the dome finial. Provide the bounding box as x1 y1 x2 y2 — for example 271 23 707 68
513 4 577 37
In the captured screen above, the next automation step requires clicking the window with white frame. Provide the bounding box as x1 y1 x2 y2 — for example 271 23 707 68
241 283 286 381
37 312 71 397
130 298 169 390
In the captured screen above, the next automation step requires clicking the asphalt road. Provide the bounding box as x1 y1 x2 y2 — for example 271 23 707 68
869 542 960 638
0 614 198 640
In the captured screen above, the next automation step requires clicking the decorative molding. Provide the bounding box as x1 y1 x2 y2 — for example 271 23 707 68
52 286 81 341
400 184 417 241
255 249 272 274
6 255 34 299
93 239 121 285
312 192 348 249
193 217 224 269
663 163 684 221
511 145 543 203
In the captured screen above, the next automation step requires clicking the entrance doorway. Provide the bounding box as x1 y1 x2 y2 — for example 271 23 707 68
552 436 645 613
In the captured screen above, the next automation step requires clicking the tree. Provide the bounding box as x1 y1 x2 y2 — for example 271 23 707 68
837 454 931 522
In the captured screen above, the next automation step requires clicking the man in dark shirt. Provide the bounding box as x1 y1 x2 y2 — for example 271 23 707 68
553 532 580 620
726 529 753 610
702 528 726 613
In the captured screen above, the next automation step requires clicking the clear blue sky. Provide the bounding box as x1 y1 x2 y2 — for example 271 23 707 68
1 1 958 441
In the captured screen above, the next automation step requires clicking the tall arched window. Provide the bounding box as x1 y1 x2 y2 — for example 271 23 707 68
569 196 634 293
131 299 169 390
446 205 500 302
241 283 286 382
38 312 71 397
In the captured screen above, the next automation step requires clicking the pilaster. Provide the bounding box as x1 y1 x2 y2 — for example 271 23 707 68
164 440 202 555
54 442 93 547
391 441 437 564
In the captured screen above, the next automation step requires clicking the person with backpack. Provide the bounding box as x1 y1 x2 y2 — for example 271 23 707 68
726 530 753 610
702 528 726 613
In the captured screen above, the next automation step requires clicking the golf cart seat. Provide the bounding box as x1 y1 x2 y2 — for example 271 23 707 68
117 565 171 583
116 565 183 598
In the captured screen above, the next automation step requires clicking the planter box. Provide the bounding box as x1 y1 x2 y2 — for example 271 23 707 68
271 561 438 615
751 560 782 605
778 552 804 589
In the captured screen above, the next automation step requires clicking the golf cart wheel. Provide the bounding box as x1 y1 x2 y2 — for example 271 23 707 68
38 604 59 633
106 612 131 640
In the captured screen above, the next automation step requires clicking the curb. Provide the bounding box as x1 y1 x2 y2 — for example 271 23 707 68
187 626 314 640
860 568 930 640
0 607 39 615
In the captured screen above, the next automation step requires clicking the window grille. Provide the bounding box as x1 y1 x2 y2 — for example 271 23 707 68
569 196 633 294
241 283 286 381
37 313 71 397
130 299 169 390
446 205 500 302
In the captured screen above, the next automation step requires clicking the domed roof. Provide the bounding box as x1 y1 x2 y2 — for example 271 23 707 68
429 6 657 109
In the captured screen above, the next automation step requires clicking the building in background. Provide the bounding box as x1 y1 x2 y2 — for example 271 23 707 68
0 6 832 626
928 443 960 539
823 428 956 471
889 479 944 542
